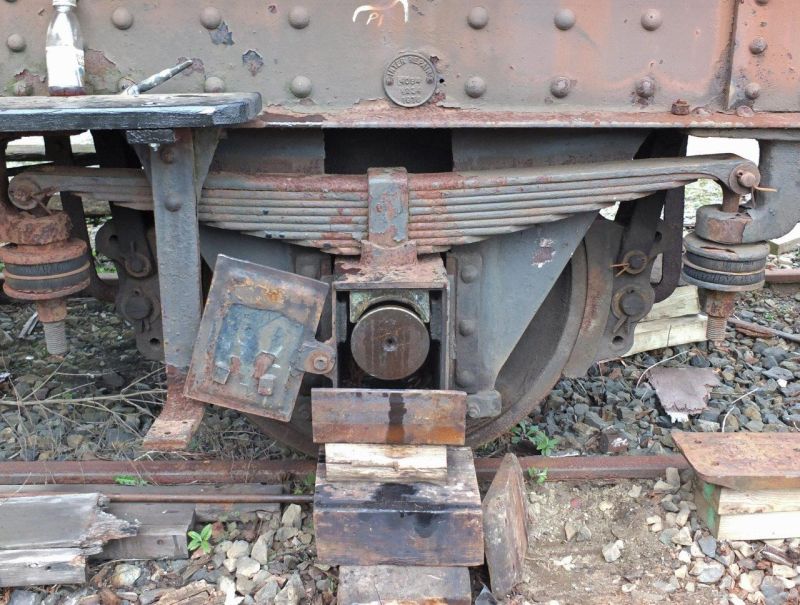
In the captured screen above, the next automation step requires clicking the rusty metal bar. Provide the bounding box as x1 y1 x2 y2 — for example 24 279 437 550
0 454 687 486
0 490 313 504
765 269 800 284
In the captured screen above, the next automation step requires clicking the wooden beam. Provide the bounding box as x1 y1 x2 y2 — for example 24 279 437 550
698 481 800 515
314 447 483 567
325 443 448 484
695 485 800 541
483 454 529 597
0 549 87 587
312 389 466 445
101 502 195 560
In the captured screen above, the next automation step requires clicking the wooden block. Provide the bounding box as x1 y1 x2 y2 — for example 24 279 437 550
325 443 448 484
312 389 466 445
0 493 136 553
314 447 484 567
643 286 701 321
695 485 800 540
769 223 800 255
483 454 529 597
699 481 800 515
142 373 205 452
0 549 87 587
337 566 471 605
625 315 708 357
674 432 800 490
101 502 195 560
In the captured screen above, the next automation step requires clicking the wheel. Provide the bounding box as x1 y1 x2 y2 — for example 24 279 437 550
248 241 589 456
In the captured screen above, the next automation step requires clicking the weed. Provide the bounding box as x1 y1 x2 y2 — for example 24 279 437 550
113 475 148 486
511 420 559 456
527 467 548 485
188 523 213 554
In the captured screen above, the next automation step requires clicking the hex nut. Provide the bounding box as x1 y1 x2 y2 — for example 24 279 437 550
641 9 662 31
290 75 312 98
465 76 487 98
671 99 690 115
460 265 480 283
204 76 226 93
200 6 222 29
554 8 576 30
6 33 25 52
111 7 134 30
467 6 489 29
550 76 572 98
288 6 310 29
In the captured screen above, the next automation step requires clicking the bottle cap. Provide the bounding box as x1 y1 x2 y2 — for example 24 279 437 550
53 0 77 7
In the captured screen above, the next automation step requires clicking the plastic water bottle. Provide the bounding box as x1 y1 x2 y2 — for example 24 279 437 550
46 0 85 96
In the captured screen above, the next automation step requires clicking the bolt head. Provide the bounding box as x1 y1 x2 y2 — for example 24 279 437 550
204 76 226 93
467 6 489 29
456 369 476 388
458 319 476 336
6 33 25 52
550 76 572 98
200 6 222 29
117 77 135 92
159 146 175 164
737 169 759 188
312 356 328 371
290 75 312 98
744 82 761 100
641 9 662 31
288 6 310 29
111 7 134 30
554 8 576 30
460 265 480 283
465 76 487 98
636 77 656 98
749 36 767 55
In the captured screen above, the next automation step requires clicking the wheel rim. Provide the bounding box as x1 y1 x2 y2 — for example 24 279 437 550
250 242 589 455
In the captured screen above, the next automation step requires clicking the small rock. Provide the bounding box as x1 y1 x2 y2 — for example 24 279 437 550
698 535 717 557
602 540 623 563
280 504 303 529
9 591 43 605
628 484 642 498
110 563 141 588
254 578 280 605
236 557 261 578
659 528 679 545
739 570 765 593
772 565 798 579
251 534 271 565
690 560 725 584
227 540 251 559
678 550 691 564
654 578 679 594
236 574 256 596
274 573 304 605
671 526 693 547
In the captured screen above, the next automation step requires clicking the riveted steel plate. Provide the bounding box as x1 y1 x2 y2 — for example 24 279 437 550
728 0 800 111
383 53 437 108
185 255 329 422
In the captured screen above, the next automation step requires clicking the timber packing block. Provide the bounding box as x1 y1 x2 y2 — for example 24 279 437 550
483 453 529 597
314 447 484 567
337 566 471 604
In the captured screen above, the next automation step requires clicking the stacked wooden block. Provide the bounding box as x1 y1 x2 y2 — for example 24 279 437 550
674 432 800 542
311 389 481 604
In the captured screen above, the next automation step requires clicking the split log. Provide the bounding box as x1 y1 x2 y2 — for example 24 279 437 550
324 443 448 484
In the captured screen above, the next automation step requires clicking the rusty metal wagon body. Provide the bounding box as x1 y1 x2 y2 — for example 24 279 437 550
1 0 798 452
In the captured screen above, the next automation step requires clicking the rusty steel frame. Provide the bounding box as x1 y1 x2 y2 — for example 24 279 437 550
0 455 689 486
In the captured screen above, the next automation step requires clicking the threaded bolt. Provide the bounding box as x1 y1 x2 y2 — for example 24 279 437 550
706 316 727 344
43 321 68 356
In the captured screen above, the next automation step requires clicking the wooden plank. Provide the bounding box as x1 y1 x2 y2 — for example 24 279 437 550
674 432 800 490
325 444 448 484
312 389 466 445
314 447 484 567
0 549 87 587
643 286 701 321
695 486 800 540
101 502 195 560
0 493 136 553
698 481 800 515
625 315 708 357
769 223 800 255
337 566 471 605
483 454 529 597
